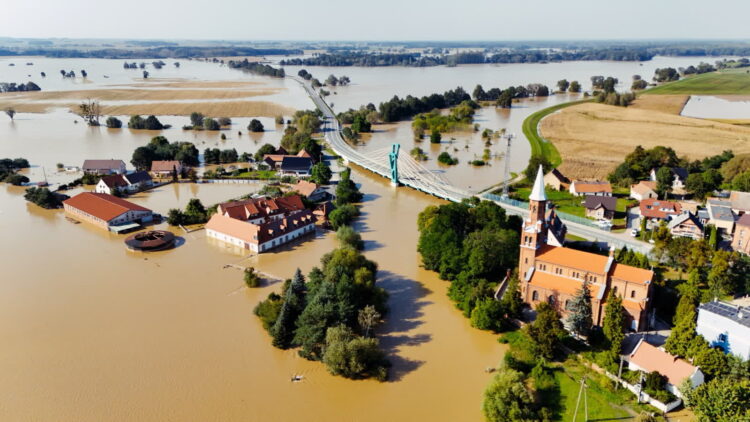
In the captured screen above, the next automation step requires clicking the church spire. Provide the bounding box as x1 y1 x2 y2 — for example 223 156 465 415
529 165 547 202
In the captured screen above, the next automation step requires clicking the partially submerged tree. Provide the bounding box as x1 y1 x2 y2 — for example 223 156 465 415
5 108 15 120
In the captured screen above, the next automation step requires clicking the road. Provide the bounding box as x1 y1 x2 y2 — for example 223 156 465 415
293 77 653 254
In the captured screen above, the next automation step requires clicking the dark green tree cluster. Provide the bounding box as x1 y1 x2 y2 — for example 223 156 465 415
412 100 478 139
128 115 165 130
686 377 750 422
417 200 521 327
526 302 566 360
254 245 390 380
130 136 199 170
334 168 363 206
203 148 238 164
591 75 618 93
247 119 264 132
0 82 41 92
377 86 471 122
297 69 313 80
600 291 626 369
0 157 30 183
310 161 332 185
337 105 376 132
437 152 458 165
254 143 277 162
595 91 635 107
472 83 548 108
482 367 542 422
607 145 679 187
615 247 651 269
653 67 680 82
226 59 285 77
105 116 122 128
280 111 323 158
166 198 209 226
329 204 360 230
23 187 64 209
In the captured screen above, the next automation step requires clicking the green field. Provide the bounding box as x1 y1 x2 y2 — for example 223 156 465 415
644 69 750 95
521 99 591 167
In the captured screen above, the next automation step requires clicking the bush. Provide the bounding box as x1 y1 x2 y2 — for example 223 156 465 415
329 204 359 229
470 298 507 332
253 292 283 332
24 187 62 209
105 116 122 128
437 152 458 165
3 173 29 185
244 267 262 287
336 225 363 250
203 118 220 131
430 130 442 143
322 325 390 381
248 119 264 132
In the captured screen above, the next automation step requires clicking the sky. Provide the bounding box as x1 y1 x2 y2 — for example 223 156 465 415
2 0 750 41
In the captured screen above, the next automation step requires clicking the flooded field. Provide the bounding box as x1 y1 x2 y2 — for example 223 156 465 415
681 95 750 119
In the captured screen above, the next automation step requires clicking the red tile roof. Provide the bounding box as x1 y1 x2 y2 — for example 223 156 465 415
572 181 612 194
150 160 181 172
218 195 305 221
63 192 150 222
629 339 698 386
610 263 653 285
631 181 657 196
535 245 610 275
640 198 682 220
292 180 320 197
100 174 128 189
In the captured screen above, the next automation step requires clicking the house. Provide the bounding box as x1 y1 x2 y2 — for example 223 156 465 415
696 300 750 360
95 171 153 195
150 160 183 178
82 159 126 175
519 167 654 331
706 199 735 234
313 201 334 225
628 338 704 398
279 156 313 176
205 194 315 252
630 181 658 201
291 180 327 201
263 149 316 170
584 195 617 220
667 212 704 240
63 192 153 232
639 198 682 223
731 214 750 255
650 167 689 194
543 168 570 191
569 180 612 197
729 191 750 215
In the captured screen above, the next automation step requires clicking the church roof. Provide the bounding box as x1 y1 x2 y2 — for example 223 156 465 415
529 165 547 202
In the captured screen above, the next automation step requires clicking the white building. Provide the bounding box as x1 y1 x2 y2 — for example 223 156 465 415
697 301 750 361
205 211 316 253
95 171 153 195
63 192 153 231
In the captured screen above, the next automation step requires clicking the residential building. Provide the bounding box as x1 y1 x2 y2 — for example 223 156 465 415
707 199 735 234
584 195 617 220
639 198 682 223
95 171 153 195
697 301 750 360
519 167 654 331
650 167 689 195
205 195 315 252
729 190 750 216
150 160 183 178
82 159 126 175
569 180 612 197
63 192 153 231
667 212 704 240
543 168 570 191
279 156 313 176
731 214 750 255
628 338 704 398
263 149 315 168
630 181 658 202
292 180 327 201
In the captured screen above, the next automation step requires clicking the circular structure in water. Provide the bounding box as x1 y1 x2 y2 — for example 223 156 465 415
124 230 176 251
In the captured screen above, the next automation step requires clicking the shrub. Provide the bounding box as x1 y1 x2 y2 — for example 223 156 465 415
437 152 458 165
244 267 262 288
329 204 359 229
248 119 264 132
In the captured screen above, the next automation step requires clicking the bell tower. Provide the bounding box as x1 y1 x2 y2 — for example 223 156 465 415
519 166 548 296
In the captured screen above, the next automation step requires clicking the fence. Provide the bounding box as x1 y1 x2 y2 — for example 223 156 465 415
483 193 529 209
483 193 610 232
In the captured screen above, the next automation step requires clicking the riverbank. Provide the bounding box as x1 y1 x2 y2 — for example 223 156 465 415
521 98 591 168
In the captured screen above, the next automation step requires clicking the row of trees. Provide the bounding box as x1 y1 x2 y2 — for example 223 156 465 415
556 79 582 93
0 82 41 92
412 100 478 139
377 86 471 122
166 198 210 226
226 59 285 77
128 115 166 130
472 83 550 107
130 136 199 170
203 148 238 164
183 112 232 131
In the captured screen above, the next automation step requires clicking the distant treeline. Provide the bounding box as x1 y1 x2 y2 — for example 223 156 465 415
377 87 471 122
0 46 302 59
0 81 41 92
280 45 750 67
227 59 285 77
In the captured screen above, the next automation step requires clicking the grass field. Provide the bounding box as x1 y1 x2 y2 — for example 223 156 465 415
644 68 750 95
521 99 591 167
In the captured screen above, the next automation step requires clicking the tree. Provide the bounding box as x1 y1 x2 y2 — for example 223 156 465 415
23 187 62 209
569 80 581 92
437 152 457 165
336 225 363 250
470 298 506 332
143 70 149 79
556 79 570 92
248 119 264 132
334 168 363 206
602 291 626 361
707 251 731 298
500 274 524 319
482 368 539 422
430 130 442 144
329 204 360 230
5 108 15 120
525 302 564 360
688 378 750 422
731 171 750 192
665 290 698 357
189 112 204 127
77 99 101 126
203 118 220 131
310 162 332 185
566 282 593 338
244 267 261 288
131 146 157 170
321 325 389 381
254 143 277 162
655 167 673 198
105 116 122 128
357 305 380 337
270 269 306 348
523 155 551 181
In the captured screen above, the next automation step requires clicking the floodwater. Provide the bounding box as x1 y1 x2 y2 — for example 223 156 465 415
0 56 731 421
681 95 750 119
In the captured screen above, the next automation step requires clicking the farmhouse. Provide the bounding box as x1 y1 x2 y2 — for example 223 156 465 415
519 167 653 331
63 192 153 231
95 171 153 195
628 339 704 399
82 159 126 175
569 180 612 197
630 181 658 202
543 168 570 191
206 195 315 252
584 195 617 220
696 300 750 361
731 214 750 255
150 160 183 178
667 212 704 240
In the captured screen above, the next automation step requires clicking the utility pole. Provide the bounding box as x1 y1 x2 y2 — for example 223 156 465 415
572 376 587 422
500 132 514 198
617 355 624 389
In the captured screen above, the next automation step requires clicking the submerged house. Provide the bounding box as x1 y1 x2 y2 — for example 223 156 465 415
95 171 153 195
82 159 126 175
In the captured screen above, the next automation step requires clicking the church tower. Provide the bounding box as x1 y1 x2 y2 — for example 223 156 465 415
519 166 548 295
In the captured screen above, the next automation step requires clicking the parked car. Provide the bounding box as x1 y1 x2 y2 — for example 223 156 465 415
630 228 639 237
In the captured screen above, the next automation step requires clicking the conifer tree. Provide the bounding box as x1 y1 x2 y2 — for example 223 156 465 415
665 276 699 358
271 268 306 349
500 274 524 319
566 282 593 337
602 291 626 357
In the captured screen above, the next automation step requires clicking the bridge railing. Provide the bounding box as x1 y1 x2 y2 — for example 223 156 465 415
483 193 529 209
482 193 611 231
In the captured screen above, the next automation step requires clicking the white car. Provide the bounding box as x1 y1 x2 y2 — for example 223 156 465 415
630 229 639 237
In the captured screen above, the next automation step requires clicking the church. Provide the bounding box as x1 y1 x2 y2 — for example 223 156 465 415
519 167 654 331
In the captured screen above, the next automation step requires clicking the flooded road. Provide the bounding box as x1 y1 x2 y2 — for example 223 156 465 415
681 94 750 119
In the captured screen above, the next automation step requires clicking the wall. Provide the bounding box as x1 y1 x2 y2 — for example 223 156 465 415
696 309 750 361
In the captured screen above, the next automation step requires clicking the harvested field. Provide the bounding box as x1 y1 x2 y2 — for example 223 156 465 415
113 79 268 89
628 94 688 115
540 99 750 180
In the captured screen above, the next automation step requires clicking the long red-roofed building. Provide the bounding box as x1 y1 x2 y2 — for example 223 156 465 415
519 167 654 331
63 192 153 230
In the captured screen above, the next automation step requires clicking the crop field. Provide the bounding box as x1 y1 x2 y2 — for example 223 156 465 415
643 69 750 95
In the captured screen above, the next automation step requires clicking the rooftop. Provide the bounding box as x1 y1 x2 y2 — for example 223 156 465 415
124 171 152 184
82 159 125 170
629 339 699 386
535 245 609 275
667 212 703 231
150 160 181 172
707 199 735 222
63 192 151 222
640 198 681 219
280 156 313 172
292 180 320 197
610 262 653 285
529 165 547 202
699 300 750 329
737 213 750 228
572 180 612 193
730 191 750 212
631 180 657 195
584 195 617 211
